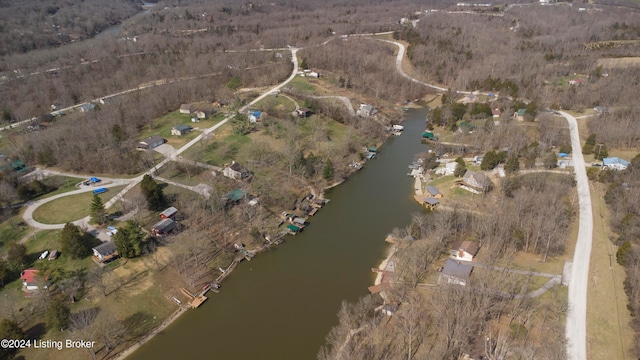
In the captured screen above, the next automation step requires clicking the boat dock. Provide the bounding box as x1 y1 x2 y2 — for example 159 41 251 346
181 287 209 309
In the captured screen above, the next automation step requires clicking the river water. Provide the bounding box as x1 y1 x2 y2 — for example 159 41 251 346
129 107 429 360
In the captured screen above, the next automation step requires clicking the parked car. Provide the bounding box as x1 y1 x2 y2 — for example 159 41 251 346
39 250 49 260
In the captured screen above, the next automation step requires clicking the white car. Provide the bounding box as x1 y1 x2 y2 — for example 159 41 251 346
39 250 49 260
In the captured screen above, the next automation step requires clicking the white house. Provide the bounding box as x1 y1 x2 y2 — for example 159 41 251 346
223 161 251 180
357 104 375 117
603 157 630 171
435 161 458 176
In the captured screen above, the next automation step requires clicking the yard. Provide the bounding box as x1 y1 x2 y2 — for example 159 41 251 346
139 110 226 148
32 185 127 224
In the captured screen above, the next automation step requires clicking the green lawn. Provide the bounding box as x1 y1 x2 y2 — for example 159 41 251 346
140 110 226 148
428 175 456 187
32 185 126 224
254 95 297 113
288 75 316 93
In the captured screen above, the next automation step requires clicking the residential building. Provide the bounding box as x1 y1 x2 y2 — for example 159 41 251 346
137 136 165 150
439 259 473 286
92 241 119 263
357 104 375 117
425 186 443 198
223 161 251 180
171 125 193 136
248 110 263 123
603 157 630 171
462 170 492 193
450 241 480 261
20 269 47 291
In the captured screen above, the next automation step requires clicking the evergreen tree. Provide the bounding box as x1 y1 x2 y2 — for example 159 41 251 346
61 223 93 259
453 157 467 177
594 143 608 160
45 298 70 331
113 220 145 259
505 155 520 174
583 134 596 154
7 243 27 268
90 193 106 225
323 159 334 180
140 175 166 211
0 318 24 359
543 152 558 169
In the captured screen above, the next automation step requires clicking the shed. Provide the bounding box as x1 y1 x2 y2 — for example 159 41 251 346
224 189 247 202
423 197 440 209
160 206 178 220
248 110 263 123
151 218 177 236
179 104 193 114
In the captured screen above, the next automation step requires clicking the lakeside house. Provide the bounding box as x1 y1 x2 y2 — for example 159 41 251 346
439 259 473 286
137 136 165 150
151 218 177 237
435 161 457 176
461 170 492 194
223 161 251 180
357 104 375 117
425 185 443 198
450 241 480 261
603 157 630 171
92 241 119 264
171 125 193 136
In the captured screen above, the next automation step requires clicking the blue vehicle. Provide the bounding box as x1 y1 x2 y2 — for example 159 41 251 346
93 188 107 194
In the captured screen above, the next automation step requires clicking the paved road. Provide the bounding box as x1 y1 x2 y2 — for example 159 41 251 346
561 110 593 360
379 35 589 359
21 48 300 230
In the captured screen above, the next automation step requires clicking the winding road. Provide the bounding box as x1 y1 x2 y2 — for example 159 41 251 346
21 48 300 230
381 38 590 360
12 32 591 360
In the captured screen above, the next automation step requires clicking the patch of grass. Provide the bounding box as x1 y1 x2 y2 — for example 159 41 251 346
288 76 316 93
587 183 635 360
32 185 126 224
255 95 297 113
428 175 456 187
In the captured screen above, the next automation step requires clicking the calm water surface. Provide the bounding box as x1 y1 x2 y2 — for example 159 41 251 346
130 107 429 360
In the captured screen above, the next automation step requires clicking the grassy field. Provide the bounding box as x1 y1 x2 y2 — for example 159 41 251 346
254 94 297 113
32 185 126 224
139 110 226 148
288 75 317 93
587 183 634 360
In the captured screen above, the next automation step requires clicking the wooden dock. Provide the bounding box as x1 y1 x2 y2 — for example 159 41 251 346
181 287 209 309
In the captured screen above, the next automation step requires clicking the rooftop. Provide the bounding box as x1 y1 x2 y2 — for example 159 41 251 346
442 259 473 279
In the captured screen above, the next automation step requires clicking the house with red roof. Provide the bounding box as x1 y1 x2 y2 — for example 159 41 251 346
20 269 48 292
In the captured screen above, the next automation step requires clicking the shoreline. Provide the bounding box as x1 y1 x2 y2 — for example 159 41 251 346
112 103 407 360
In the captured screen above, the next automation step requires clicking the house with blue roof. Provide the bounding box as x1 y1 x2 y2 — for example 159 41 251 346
603 157 630 171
